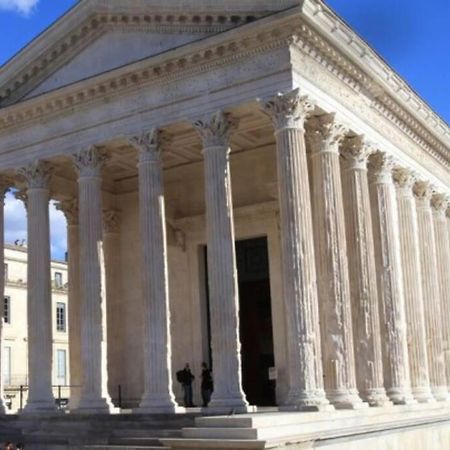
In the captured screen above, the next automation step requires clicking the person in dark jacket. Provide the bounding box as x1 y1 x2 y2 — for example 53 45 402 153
178 363 195 407
201 362 213 407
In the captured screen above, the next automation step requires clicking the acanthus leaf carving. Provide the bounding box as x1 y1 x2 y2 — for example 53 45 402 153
392 167 416 190
431 193 448 215
103 209 121 234
129 129 171 164
73 146 108 177
305 113 348 154
368 151 395 184
194 110 238 148
413 180 433 202
55 198 79 226
261 88 315 131
340 135 374 170
17 160 53 190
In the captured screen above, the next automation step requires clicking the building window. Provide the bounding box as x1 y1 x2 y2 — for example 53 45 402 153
4 297 10 325
4 264 7 282
56 349 67 386
56 302 66 332
54 272 63 288
3 346 11 386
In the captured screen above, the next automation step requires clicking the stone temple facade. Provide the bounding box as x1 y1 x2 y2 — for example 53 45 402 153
0 0 450 448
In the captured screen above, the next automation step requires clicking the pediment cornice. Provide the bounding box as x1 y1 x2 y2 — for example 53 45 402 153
0 2 276 106
0 0 449 174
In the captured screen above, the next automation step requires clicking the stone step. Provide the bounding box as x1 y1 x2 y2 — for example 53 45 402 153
109 437 163 446
161 438 267 449
111 429 181 438
182 427 258 440
84 446 169 450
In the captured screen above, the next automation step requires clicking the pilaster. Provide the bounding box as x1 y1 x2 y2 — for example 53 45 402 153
261 89 331 411
368 151 415 405
55 198 82 409
392 168 434 403
194 111 250 413
340 136 390 407
306 114 366 409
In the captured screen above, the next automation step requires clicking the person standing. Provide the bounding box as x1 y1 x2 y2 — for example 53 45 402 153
201 362 213 407
177 363 195 407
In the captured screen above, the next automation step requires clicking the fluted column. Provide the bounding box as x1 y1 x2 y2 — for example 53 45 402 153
340 136 390 407
431 193 450 393
393 168 434 403
194 111 249 412
306 114 366 409
73 147 113 413
261 89 330 411
129 130 181 413
413 182 448 401
368 151 415 405
0 178 10 415
55 199 82 409
18 161 56 412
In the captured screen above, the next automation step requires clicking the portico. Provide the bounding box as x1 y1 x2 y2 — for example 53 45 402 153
0 0 450 447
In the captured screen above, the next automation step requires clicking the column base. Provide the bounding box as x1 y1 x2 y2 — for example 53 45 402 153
206 396 254 415
362 388 393 407
21 399 57 415
431 386 450 402
282 389 334 412
73 396 116 414
412 386 436 403
135 394 185 414
386 387 417 405
326 389 368 410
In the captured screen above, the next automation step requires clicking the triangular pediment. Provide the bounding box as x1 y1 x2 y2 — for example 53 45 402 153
0 0 300 106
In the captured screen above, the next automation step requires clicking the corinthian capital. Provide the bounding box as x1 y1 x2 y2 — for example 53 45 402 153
14 189 28 210
261 88 315 131
305 113 348 154
129 129 171 164
194 111 238 148
17 161 52 189
413 180 433 202
0 175 12 200
340 135 374 170
431 193 448 215
368 151 395 183
73 146 108 177
55 198 78 226
392 167 416 190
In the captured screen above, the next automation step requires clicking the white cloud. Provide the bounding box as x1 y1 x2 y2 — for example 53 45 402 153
0 0 39 15
4 191 67 261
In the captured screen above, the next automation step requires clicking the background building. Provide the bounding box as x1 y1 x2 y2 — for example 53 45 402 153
3 243 68 410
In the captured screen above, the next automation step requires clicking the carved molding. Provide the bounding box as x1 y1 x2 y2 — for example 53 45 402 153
305 113 348 154
129 129 171 163
194 110 237 148
260 88 315 131
73 146 108 177
103 209 120 234
17 161 53 189
55 198 79 226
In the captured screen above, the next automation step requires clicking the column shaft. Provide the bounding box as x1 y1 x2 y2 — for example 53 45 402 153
340 137 390 406
306 115 365 409
430 193 450 394
368 152 415 405
130 130 180 413
414 183 448 401
393 169 434 403
262 90 330 411
18 162 55 412
74 147 112 412
194 112 249 412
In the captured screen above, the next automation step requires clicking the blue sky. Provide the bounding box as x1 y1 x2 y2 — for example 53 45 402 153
0 0 449 259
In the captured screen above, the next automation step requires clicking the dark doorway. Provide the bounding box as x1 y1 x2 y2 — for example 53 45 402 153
204 237 276 406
